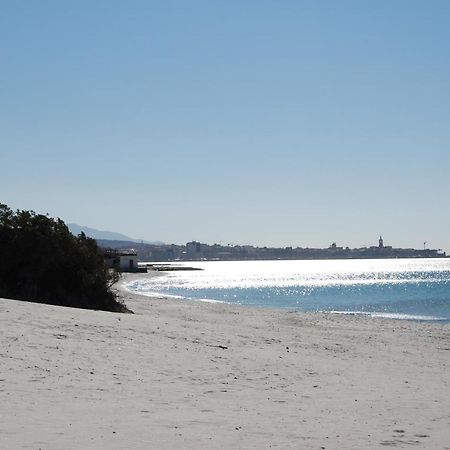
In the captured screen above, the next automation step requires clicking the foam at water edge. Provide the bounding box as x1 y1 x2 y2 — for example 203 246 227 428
123 282 181 299
327 310 448 321
124 282 226 303
196 298 226 304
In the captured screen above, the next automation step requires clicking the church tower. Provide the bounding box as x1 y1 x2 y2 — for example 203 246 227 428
379 236 384 248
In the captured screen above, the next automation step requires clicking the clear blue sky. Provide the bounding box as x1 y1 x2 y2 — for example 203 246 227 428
1 1 450 251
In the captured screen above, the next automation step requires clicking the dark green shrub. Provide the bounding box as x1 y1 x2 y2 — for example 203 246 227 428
0 203 130 313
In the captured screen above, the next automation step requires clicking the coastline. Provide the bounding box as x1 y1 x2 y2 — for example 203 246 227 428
1 273 449 449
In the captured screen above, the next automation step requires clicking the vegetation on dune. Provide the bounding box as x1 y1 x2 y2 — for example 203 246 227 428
0 203 130 313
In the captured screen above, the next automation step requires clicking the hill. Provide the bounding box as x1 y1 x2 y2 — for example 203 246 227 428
68 223 163 245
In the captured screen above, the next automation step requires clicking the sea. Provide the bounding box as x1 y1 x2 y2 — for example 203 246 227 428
126 258 450 322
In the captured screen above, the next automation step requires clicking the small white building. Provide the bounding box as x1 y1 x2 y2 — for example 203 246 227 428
118 252 139 272
103 248 147 272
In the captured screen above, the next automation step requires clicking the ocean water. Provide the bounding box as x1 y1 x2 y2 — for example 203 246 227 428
126 259 450 322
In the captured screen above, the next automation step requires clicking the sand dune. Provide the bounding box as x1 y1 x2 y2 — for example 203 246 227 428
1 273 449 449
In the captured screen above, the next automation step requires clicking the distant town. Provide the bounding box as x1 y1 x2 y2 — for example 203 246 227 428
98 236 446 263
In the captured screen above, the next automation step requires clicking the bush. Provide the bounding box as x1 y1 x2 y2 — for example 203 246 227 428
0 203 130 313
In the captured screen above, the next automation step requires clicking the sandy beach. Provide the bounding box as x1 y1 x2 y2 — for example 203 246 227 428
1 272 449 449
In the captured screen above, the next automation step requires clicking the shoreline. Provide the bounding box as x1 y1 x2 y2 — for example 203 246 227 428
120 270 450 324
1 274 449 449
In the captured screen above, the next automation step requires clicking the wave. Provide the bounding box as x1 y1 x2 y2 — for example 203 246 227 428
124 282 225 303
132 276 449 291
124 282 185 300
326 310 448 322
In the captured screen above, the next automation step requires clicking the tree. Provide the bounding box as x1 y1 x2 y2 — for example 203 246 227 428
0 203 130 312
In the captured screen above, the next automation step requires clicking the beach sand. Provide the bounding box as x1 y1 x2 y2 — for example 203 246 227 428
1 272 449 449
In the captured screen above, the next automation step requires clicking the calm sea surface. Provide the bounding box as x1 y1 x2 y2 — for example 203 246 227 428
126 259 450 322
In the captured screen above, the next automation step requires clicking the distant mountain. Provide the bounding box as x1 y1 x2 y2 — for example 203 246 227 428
67 224 164 245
